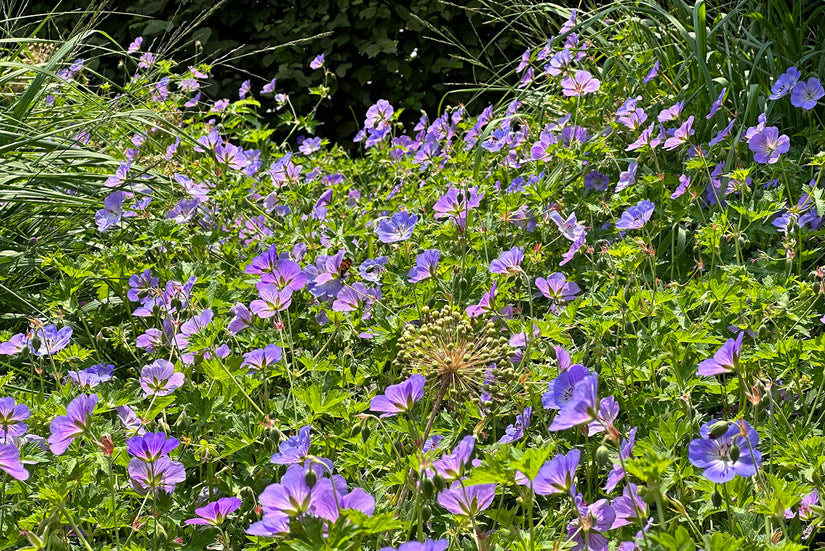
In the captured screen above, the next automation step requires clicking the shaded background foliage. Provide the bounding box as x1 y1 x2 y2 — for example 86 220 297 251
20 0 525 144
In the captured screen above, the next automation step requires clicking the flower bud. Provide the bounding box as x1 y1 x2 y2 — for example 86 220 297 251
421 476 434 499
360 424 371 443
708 421 730 439
595 444 611 466
305 467 317 487
711 488 723 507
421 504 431 522
729 444 740 462
432 472 446 491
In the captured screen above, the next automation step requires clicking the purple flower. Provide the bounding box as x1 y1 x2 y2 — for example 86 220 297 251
611 484 648 528
181 309 213 337
215 142 248 169
466 281 498 318
642 60 659 83
663 115 695 150
706 87 726 118
258 464 314 519
437 482 495 516
242 344 283 372
167 198 200 224
31 325 73 356
0 333 30 355
95 190 127 231
710 119 736 146
626 123 661 151
561 70 600 96
588 396 619 436
226 303 252 335
310 477 375 523
138 52 155 69
129 456 186 494
615 200 654 230
748 125 790 165
671 174 690 199
376 211 418 243
584 171 609 191
499 407 531 444
542 363 589 410
261 261 303 292
310 54 325 69
567 497 615 551
104 160 130 187
786 489 818 520
544 49 572 76
560 230 586 266
127 36 143 54
530 449 580 495
262 77 277 94
186 496 242 526
379 540 449 551
127 432 179 462
66 363 114 389
250 283 293 317
605 427 637 492
305 250 346 300
688 420 762 483
431 436 475 481
548 374 599 431
0 397 30 442
271 425 310 465
657 101 684 122
48 394 97 455
117 405 144 435
128 269 158 302
547 210 585 241
333 283 381 319
697 332 743 376
359 257 389 283
489 246 524 275
139 359 184 397
370 374 425 417
299 137 322 156
790 78 824 110
770 67 800 100
432 187 483 227
617 108 647 131
615 161 637 192
0 443 28 480
536 273 580 302
407 249 440 283
237 79 252 99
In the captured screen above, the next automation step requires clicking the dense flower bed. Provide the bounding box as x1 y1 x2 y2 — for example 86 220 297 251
1 5 824 551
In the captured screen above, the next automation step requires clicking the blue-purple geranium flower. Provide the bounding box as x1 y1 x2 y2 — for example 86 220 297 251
688 420 761 483
370 374 425 417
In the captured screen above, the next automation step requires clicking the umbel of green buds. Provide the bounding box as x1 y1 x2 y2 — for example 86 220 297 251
394 305 515 402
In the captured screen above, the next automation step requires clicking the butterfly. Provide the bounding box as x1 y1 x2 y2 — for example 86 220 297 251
339 258 352 278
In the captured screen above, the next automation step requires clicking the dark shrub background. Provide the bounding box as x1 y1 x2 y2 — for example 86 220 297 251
25 0 528 144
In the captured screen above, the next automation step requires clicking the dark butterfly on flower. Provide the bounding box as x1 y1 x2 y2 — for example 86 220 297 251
339 258 352 278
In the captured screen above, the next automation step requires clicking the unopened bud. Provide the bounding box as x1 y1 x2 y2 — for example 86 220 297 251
729 444 740 462
432 472 446 491
711 488 723 507
305 467 317 487
421 476 434 499
708 421 730 439
595 445 611 466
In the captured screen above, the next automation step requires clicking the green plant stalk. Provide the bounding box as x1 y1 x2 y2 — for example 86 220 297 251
108 454 121 550
58 502 94 551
